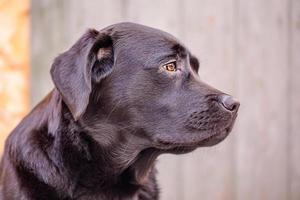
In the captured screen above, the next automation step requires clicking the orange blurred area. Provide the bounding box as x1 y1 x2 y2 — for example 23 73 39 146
0 0 30 154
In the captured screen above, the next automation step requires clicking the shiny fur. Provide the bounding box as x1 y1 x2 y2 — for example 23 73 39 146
0 23 239 200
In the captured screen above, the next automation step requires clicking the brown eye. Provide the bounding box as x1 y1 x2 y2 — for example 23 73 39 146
163 62 177 72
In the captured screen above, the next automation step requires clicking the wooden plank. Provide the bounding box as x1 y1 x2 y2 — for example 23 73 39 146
290 0 300 199
124 1 183 199
31 0 65 106
180 1 236 200
64 0 124 41
236 1 288 199
124 0 183 38
0 0 30 153
31 0 124 106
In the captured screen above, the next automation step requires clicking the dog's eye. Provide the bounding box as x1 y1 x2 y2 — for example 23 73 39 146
163 62 177 72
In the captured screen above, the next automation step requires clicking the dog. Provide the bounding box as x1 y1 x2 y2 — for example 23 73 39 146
0 22 239 200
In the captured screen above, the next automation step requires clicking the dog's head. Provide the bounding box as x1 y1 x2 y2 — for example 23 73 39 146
51 22 239 155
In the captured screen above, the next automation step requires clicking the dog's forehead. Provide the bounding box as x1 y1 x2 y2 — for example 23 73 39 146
107 22 187 55
110 22 175 38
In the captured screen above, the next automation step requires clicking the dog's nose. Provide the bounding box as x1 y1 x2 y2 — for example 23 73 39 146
219 95 240 112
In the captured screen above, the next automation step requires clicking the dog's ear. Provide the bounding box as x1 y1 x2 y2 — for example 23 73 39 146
51 29 114 121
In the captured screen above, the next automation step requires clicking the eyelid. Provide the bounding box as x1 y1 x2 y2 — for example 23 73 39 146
161 59 177 67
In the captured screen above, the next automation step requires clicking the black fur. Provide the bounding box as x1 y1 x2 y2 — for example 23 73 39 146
0 22 239 200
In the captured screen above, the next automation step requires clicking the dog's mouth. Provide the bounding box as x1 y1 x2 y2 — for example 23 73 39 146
156 127 230 153
154 113 237 153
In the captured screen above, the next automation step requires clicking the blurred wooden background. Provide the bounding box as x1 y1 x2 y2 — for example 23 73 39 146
0 0 30 154
0 0 298 199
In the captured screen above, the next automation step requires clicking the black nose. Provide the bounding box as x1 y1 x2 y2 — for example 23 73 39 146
219 95 240 112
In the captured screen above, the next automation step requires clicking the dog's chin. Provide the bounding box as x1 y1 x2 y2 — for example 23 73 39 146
196 127 231 147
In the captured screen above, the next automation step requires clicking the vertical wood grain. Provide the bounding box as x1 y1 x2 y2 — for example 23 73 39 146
289 0 300 199
181 1 236 200
235 0 289 199
31 0 67 106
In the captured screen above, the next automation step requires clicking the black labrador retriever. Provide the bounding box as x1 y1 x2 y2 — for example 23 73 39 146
0 22 239 200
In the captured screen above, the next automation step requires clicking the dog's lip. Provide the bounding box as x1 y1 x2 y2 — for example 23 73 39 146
197 115 237 146
154 131 223 150
154 119 236 150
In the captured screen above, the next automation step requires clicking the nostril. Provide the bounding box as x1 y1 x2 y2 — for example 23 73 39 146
219 95 240 112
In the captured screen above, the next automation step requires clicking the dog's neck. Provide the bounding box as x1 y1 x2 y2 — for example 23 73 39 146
41 89 159 198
